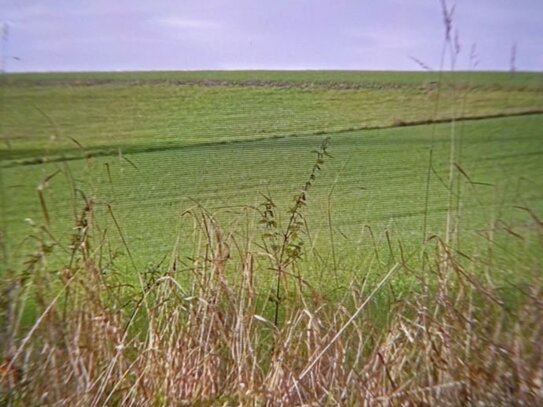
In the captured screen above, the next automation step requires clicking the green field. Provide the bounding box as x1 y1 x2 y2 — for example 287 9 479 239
6 69 543 88
2 71 542 286
3 71 542 162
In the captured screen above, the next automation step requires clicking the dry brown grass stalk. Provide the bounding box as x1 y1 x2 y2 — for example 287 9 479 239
1 199 542 406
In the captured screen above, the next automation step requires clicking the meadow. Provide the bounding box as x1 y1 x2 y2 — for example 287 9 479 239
3 70 542 162
2 71 542 275
1 71 543 405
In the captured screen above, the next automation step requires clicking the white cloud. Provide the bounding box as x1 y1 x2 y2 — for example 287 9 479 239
154 17 220 30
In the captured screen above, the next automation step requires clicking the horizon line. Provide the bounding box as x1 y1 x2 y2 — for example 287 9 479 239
5 68 543 75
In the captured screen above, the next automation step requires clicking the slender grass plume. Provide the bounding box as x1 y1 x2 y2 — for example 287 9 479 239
258 137 331 326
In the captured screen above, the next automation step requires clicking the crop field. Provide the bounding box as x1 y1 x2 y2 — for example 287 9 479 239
1 71 543 404
2 71 543 276
2 72 542 162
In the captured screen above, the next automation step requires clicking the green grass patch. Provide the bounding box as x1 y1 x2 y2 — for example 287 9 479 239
3 114 542 285
2 71 542 163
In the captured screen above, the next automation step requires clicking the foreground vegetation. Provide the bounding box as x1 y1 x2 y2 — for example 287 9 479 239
2 132 543 404
1 185 542 405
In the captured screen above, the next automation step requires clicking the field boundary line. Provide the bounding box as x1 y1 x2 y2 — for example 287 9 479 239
3 109 543 168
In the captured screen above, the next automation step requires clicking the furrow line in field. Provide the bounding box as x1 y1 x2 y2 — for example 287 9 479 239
2 109 543 168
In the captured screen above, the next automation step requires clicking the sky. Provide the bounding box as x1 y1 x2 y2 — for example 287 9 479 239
1 0 542 72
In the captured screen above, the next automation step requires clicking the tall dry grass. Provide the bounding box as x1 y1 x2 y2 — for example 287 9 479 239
1 192 542 405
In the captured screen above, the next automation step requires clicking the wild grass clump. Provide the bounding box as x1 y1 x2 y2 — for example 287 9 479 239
1 187 542 405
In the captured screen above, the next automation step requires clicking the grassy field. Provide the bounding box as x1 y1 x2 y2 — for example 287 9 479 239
2 71 542 275
3 114 543 278
6 69 543 88
2 71 542 162
1 71 543 404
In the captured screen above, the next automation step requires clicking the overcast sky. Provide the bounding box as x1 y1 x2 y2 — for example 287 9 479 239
1 0 542 72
